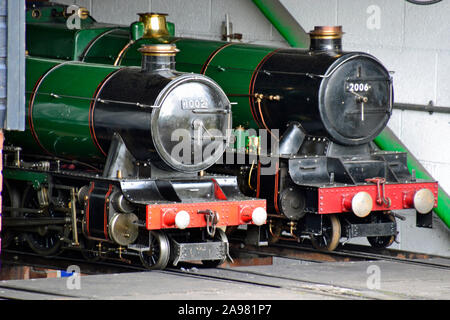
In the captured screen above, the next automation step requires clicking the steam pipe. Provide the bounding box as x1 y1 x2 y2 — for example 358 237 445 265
251 0 309 48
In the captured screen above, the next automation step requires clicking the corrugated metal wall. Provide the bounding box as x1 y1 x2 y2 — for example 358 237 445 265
0 1 6 123
0 0 25 253
0 0 4 252
2 0 25 131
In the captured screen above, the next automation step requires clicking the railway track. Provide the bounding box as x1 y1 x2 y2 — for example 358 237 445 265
0 249 383 300
0 248 366 300
0 242 448 300
230 241 450 270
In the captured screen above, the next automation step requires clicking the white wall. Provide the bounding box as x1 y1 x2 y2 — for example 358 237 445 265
59 0 287 45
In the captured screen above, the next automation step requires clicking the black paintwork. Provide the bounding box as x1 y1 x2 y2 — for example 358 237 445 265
93 67 230 173
93 67 171 161
252 50 392 146
86 181 112 240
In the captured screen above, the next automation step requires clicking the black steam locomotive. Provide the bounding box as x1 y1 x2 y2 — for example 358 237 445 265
1 41 267 269
1 3 439 265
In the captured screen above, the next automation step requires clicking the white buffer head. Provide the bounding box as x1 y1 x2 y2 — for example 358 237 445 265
352 191 373 218
414 188 435 214
252 207 267 226
175 210 191 229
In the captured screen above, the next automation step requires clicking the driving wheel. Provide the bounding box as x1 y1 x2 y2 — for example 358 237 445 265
22 185 62 256
139 231 171 270
310 214 341 252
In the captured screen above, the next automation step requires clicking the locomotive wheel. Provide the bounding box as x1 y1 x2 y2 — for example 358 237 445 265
367 214 396 249
22 186 62 256
310 214 341 252
139 231 171 270
1 181 20 248
201 228 229 268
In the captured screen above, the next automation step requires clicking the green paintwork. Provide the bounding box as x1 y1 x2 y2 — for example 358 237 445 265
27 23 128 61
6 57 119 162
26 3 175 63
82 28 131 64
26 4 127 60
130 22 145 41
172 38 229 73
3 169 48 190
24 3 277 130
26 3 175 36
119 38 276 128
202 43 276 129
25 4 275 129
167 22 175 38
7 58 60 152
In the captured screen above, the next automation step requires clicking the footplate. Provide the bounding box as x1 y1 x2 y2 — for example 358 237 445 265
171 241 230 266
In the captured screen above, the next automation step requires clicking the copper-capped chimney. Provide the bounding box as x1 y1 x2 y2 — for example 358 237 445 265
309 26 344 52
138 44 180 72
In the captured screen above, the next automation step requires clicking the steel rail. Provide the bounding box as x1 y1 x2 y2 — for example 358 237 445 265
241 242 450 270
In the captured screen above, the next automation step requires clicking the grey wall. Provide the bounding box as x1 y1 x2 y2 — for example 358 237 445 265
0 1 6 125
2 0 25 131
62 0 287 45
59 0 450 194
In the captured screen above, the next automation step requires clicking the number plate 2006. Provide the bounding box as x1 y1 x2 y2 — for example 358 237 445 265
345 81 371 93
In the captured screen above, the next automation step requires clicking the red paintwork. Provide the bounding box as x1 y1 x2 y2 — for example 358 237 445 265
318 182 438 214
146 199 266 230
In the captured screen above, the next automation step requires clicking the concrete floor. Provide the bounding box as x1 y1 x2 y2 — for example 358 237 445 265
0 257 448 300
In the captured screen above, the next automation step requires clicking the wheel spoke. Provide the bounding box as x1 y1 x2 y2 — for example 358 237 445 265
22 186 62 256
139 231 170 270
367 213 396 249
310 214 341 252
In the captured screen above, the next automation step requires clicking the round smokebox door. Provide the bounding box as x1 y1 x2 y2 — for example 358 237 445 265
151 75 231 173
319 53 392 146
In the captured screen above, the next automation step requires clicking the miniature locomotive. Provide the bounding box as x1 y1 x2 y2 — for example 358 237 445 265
3 3 438 256
1 4 268 269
